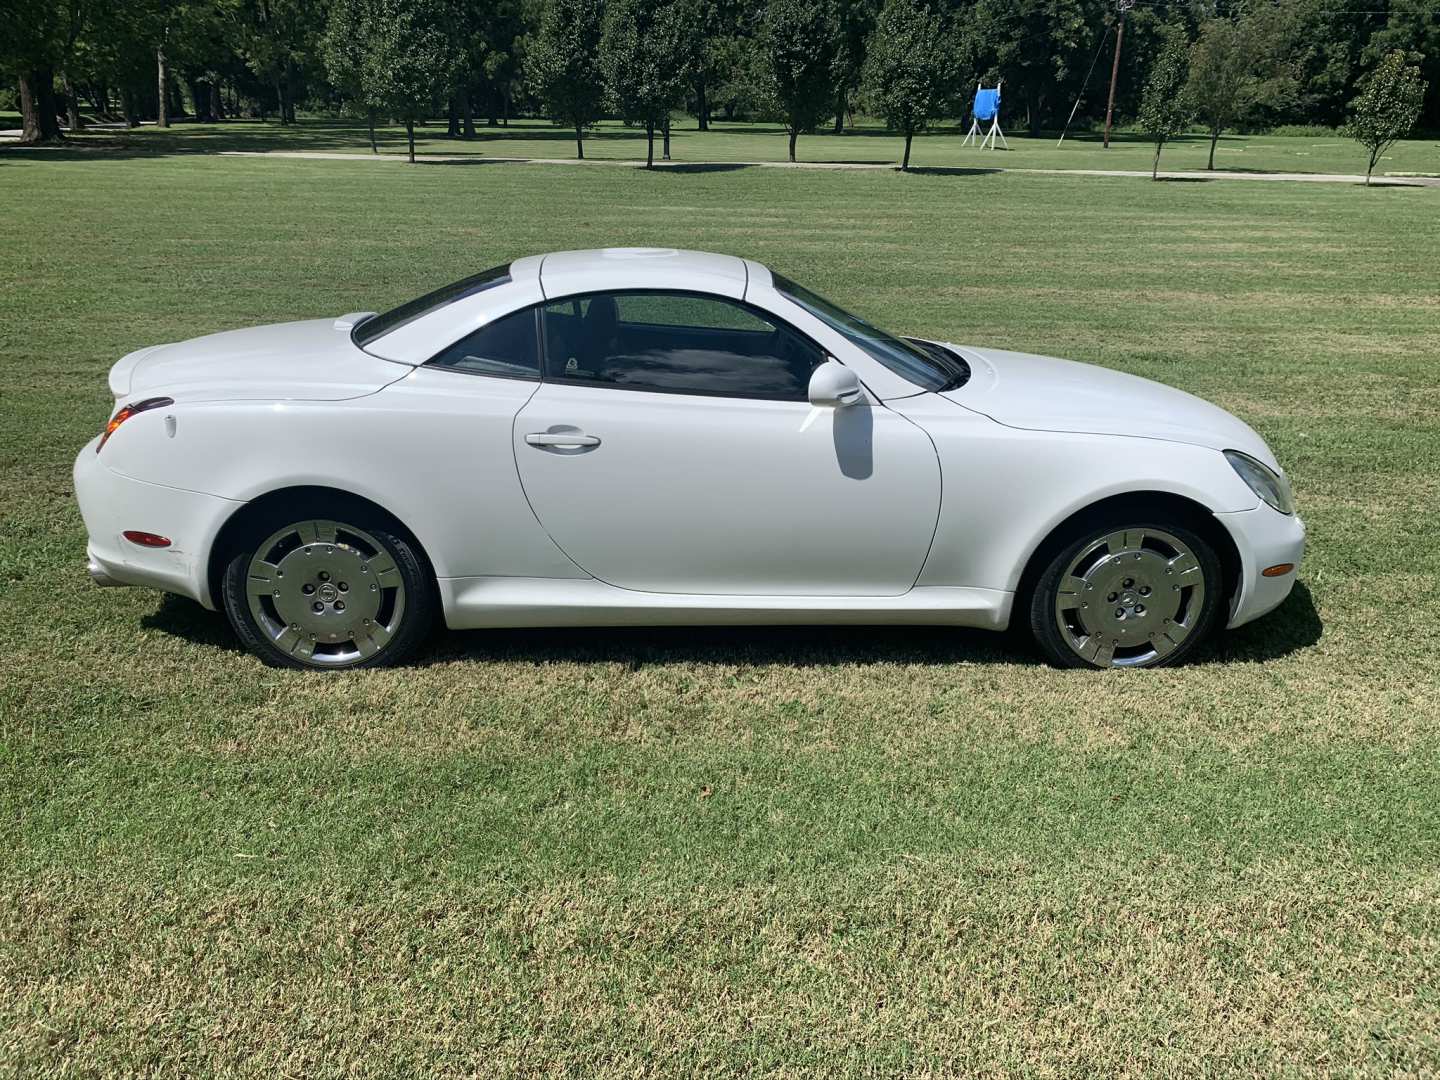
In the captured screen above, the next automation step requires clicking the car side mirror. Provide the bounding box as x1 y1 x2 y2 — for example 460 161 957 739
808 359 863 408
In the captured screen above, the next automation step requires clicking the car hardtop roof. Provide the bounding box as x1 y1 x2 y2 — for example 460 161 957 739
527 248 761 301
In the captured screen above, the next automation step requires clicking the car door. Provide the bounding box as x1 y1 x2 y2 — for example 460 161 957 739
511 290 941 596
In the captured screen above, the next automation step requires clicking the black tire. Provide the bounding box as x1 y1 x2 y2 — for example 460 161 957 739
1027 517 1224 669
221 507 435 671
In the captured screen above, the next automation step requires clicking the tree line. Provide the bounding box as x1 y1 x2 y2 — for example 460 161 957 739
4 0 1436 171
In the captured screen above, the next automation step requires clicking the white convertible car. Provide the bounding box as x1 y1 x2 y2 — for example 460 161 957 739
75 248 1304 671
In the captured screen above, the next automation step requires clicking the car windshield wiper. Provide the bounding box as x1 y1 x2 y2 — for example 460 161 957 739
939 371 970 391
908 338 970 391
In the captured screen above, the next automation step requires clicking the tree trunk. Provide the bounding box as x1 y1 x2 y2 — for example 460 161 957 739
1366 148 1377 186
696 74 708 130
575 124 584 159
833 88 846 134
211 82 225 121
459 86 475 138
282 59 295 123
1208 124 1220 170
368 109 378 154
18 68 64 143
156 46 169 128
1152 139 1163 180
121 86 138 128
662 115 671 160
447 96 460 138
61 70 82 130
406 117 415 163
645 120 654 168
902 130 912 171
788 126 798 162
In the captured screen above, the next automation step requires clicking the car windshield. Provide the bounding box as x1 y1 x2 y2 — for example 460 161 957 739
771 273 968 392
352 263 512 348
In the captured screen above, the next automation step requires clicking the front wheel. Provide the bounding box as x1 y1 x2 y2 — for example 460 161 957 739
1028 521 1224 669
221 515 434 670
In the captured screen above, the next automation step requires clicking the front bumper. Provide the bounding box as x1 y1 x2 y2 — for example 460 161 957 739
74 439 241 609
1215 505 1307 629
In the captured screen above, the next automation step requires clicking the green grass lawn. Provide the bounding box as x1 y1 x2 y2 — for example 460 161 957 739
2 142 1439 1075
21 114 1440 177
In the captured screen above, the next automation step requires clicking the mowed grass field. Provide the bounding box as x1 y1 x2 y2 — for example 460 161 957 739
21 114 1440 177
2 147 1439 1075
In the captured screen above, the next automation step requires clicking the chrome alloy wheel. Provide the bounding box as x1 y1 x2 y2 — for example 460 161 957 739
1053 527 1206 668
244 519 407 667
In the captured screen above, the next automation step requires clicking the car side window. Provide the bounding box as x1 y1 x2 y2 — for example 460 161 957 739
541 291 825 401
426 306 540 380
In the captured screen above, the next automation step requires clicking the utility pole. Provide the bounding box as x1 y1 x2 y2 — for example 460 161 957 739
1103 0 1135 149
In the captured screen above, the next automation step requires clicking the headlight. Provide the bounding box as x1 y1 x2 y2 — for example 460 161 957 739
1224 450 1294 515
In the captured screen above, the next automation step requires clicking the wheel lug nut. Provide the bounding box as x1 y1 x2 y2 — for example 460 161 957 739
370 584 377 592
1139 586 1150 596
312 602 324 613
272 590 280 598
1106 592 1117 602
318 571 330 582
1122 578 1134 588
338 582 348 592
303 584 315 595
335 601 346 612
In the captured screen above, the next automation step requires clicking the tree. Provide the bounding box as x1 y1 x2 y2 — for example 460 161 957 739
831 0 880 133
1347 50 1426 185
236 0 317 125
601 0 694 168
1184 13 1293 171
322 0 380 153
971 0 1095 138
1366 5 1440 129
363 0 459 162
2 0 87 143
528 0 605 159
757 0 836 162
861 0 952 171
1138 29 1190 181
1184 18 1252 171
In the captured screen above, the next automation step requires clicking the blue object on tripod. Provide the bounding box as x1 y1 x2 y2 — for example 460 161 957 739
974 88 1000 121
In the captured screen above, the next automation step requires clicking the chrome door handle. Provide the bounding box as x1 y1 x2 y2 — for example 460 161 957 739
525 431 601 448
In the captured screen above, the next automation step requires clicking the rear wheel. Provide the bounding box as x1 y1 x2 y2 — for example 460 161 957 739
221 515 434 670
1028 520 1223 669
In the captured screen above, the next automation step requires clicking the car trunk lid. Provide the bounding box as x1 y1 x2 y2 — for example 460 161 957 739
110 318 411 403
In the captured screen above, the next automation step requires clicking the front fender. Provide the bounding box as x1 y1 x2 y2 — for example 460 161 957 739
888 394 1258 593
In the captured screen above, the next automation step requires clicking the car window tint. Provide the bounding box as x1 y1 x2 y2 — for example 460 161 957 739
426 306 540 380
541 292 824 401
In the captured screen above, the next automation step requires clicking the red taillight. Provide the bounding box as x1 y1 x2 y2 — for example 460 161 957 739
123 531 172 548
97 396 173 452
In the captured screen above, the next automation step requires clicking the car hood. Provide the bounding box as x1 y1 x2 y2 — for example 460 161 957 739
109 317 410 403
938 345 1278 468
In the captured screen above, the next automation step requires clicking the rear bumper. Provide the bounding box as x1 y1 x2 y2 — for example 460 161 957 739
1216 505 1307 629
74 438 241 609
